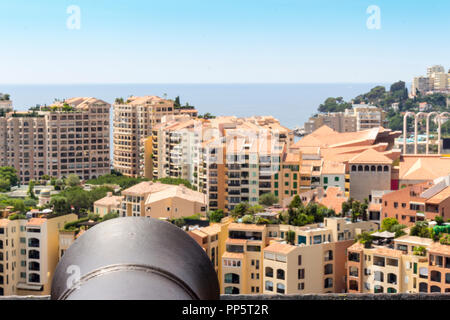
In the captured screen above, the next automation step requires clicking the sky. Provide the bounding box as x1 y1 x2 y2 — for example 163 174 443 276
0 0 449 84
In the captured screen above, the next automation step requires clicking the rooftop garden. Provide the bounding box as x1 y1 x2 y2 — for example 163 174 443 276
278 194 336 227
62 212 119 234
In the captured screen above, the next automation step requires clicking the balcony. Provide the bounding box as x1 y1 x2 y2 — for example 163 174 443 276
373 256 385 267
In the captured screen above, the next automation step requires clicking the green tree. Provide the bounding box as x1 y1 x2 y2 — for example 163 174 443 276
0 166 18 189
434 216 444 226
50 196 70 215
381 217 399 232
289 195 303 209
286 230 295 245
0 178 10 192
208 210 224 223
28 180 37 199
66 174 81 187
242 215 254 224
410 221 431 238
232 202 250 218
258 193 278 206
356 231 374 248
342 201 351 216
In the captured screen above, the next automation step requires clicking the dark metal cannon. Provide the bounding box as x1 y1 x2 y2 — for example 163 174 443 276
51 217 219 300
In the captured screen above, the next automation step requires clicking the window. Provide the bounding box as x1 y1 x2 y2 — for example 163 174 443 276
277 269 285 280
324 264 333 275
276 283 285 294
224 273 240 284
298 255 302 265
324 278 333 289
265 267 273 277
265 281 273 291
298 269 305 279
298 283 304 290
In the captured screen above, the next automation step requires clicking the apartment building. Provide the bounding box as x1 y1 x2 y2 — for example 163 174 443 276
412 76 432 96
347 234 449 294
222 223 267 294
113 96 176 177
0 94 12 114
427 242 450 293
411 65 449 96
93 192 123 217
345 104 387 131
187 217 232 292
304 112 356 134
221 218 377 295
382 175 450 226
147 116 294 213
119 181 207 219
0 97 111 183
263 239 352 294
304 105 386 134
0 214 77 296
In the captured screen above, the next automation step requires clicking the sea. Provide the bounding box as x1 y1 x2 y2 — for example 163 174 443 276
1 83 393 156
1 83 395 129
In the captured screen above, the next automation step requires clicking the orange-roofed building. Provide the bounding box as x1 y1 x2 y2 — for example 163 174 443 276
381 175 450 226
347 234 448 294
120 181 207 219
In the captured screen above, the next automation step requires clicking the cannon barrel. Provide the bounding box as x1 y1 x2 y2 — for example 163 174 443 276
51 217 220 300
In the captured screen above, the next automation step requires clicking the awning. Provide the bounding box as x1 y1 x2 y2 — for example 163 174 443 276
371 231 395 238
16 282 43 291
416 212 425 217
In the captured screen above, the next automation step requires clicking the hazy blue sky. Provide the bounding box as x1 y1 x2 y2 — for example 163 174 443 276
0 0 448 84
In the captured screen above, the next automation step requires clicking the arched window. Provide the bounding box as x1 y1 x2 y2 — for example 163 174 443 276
374 271 384 282
364 165 369 171
384 165 389 172
377 165 382 171
276 269 285 280
224 286 240 294
430 285 441 293
224 273 240 284
387 287 397 293
265 267 273 277
276 283 285 294
387 273 397 285
374 285 384 293
28 250 40 259
351 165 357 172
29 273 40 283
430 270 441 282
358 165 363 172
28 238 39 248
419 282 428 293
324 264 333 275
371 165 376 172
265 281 273 291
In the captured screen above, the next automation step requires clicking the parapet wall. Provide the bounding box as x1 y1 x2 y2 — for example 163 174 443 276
2 293 450 300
